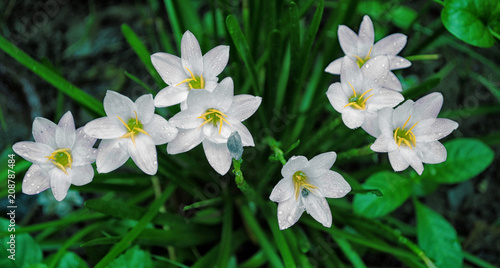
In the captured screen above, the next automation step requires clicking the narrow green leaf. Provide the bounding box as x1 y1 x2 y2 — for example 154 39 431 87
420 138 494 184
353 171 412 218
473 74 500 103
124 71 155 94
331 225 367 268
0 35 104 116
415 201 463 268
163 0 183 48
216 198 233 267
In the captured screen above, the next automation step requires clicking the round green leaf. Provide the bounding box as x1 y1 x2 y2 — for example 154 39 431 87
441 0 499 47
421 138 494 184
416 201 463 268
353 171 412 218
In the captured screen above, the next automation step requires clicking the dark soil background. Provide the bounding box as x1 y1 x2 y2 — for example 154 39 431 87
1 0 499 266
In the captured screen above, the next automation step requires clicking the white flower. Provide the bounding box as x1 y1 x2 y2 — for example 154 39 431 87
325 15 411 75
269 152 351 230
327 56 404 134
84 90 178 175
370 92 459 175
152 30 230 109
167 77 261 175
12 111 97 201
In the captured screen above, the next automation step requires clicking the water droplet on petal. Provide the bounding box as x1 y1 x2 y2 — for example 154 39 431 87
153 161 158 165
278 210 284 215
27 173 31 177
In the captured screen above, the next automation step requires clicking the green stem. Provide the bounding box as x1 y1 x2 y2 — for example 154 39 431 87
233 158 255 198
337 144 374 162
267 137 287 165
405 54 440 61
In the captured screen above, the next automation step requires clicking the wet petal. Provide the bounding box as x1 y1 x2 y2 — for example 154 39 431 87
361 56 390 85
206 77 234 111
325 58 342 75
154 85 190 108
169 107 205 129
181 30 203 75
326 82 348 113
367 88 404 111
128 134 158 175
144 114 179 145
84 117 127 139
203 45 230 78
341 57 363 94
104 90 134 119
202 140 232 175
230 122 254 147
13 141 53 164
72 146 97 166
282 156 308 179
55 111 76 148
304 194 332 228
22 164 50 195
74 127 97 149
96 139 129 173
392 100 415 128
226 94 262 122
371 132 398 152
304 151 337 178
357 15 374 57
361 111 381 137
413 92 443 121
70 164 94 186
134 94 155 124
277 197 305 230
372 33 407 56
312 171 351 198
388 56 411 70
167 129 204 154
50 168 72 201
417 141 447 164
388 150 410 172
338 25 359 56
377 107 394 133
32 117 57 148
342 106 365 129
400 146 424 175
151 52 187 85
269 178 294 203
413 118 458 142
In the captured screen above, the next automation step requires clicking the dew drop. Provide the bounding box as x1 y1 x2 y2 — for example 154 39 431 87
153 161 158 165
27 173 31 177
287 215 295 224
36 191 40 194
365 64 370 68
23 145 26 148
83 135 88 138
278 210 284 215
374 78 379 83
31 183 35 186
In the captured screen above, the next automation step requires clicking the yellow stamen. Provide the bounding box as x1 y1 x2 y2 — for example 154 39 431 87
197 108 231 134
394 116 419 149
45 148 72 175
117 111 151 147
343 85 374 110
174 66 205 89
292 171 318 200
354 46 373 68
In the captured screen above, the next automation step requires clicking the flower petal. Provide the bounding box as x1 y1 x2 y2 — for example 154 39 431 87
371 132 398 152
230 122 255 147
277 197 305 230
325 58 342 75
342 106 365 129
32 117 57 148
361 111 381 137
84 117 127 139
372 33 407 56
204 79 218 92
13 141 54 164
74 127 97 149
313 171 351 198
169 107 205 129
72 146 97 167
388 56 411 70
269 178 294 203
417 141 447 164
388 149 410 172
226 94 262 122
206 77 234 111
167 129 204 154
22 164 50 195
104 90 134 119
70 164 94 186
367 88 404 111
377 107 394 134
282 156 308 179
50 168 72 201
55 111 76 148
186 87 213 110
96 139 129 173
203 45 230 78
154 85 190 108
341 57 363 93
128 134 158 175
361 56 390 84
202 140 232 175
400 146 424 175
392 99 415 128
413 92 443 121
413 118 458 142
181 30 203 75
357 15 374 57
151 52 187 85
144 115 179 145
326 82 348 113
304 194 332 228
379 71 402 92
133 94 155 124
304 152 337 178
338 25 359 56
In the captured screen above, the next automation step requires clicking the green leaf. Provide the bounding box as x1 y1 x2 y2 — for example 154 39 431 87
107 246 153 268
441 0 499 47
0 218 43 268
420 138 494 184
56 252 89 268
353 171 412 218
415 201 463 268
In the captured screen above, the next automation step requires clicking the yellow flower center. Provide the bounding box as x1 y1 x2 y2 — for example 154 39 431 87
197 108 231 135
353 46 373 68
394 115 419 149
174 66 204 90
117 111 151 147
343 82 374 110
292 171 318 200
45 148 72 175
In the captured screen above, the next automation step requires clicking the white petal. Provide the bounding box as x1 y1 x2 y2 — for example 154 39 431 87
206 77 234 111
269 178 294 203
226 95 262 122
181 30 203 75
417 141 447 164
338 25 359 56
413 92 443 121
361 111 381 137
361 56 390 84
13 141 53 164
202 140 232 175
143 115 179 145
388 150 410 172
341 57 363 93
128 134 158 175
133 94 154 124
304 194 332 228
367 88 404 111
169 107 205 129
70 164 94 186
277 197 305 230
204 79 218 92
326 83 348 113
312 171 351 198
413 118 458 142
103 90 134 119
304 152 337 178
22 164 50 195
186 88 213 110
74 127 97 149
372 33 407 56
96 139 130 173
325 58 342 75
167 129 203 154
203 45 230 78
282 156 308 179
357 15 374 57
151 52 187 85
231 122 254 147
379 71 403 92
154 85 190 108
72 146 97 166
392 100 415 128
32 117 57 148
377 107 394 133
84 117 127 139
50 168 72 201
55 111 76 148
342 106 365 129
371 132 398 152
388 56 412 70
400 146 424 175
